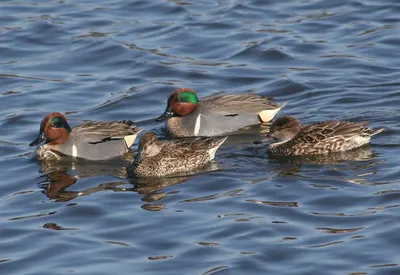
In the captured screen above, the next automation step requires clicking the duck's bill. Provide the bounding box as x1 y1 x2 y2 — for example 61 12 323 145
30 132 46 146
155 107 174 122
253 138 270 144
253 133 273 144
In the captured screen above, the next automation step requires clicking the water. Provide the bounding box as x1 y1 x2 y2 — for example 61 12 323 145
1 0 400 274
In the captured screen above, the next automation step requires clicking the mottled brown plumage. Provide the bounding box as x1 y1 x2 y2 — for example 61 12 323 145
133 132 227 177
268 116 384 156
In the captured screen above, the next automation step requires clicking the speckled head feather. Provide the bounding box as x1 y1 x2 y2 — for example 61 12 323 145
138 132 161 160
269 115 302 142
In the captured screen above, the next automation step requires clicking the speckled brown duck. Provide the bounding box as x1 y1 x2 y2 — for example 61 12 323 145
133 132 227 177
267 116 384 156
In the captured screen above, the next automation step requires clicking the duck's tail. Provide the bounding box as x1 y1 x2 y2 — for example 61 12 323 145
208 136 228 160
258 102 287 123
371 127 384 136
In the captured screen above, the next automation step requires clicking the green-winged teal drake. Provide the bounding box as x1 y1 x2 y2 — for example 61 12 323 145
133 132 227 177
267 116 384 156
30 112 142 160
155 88 286 137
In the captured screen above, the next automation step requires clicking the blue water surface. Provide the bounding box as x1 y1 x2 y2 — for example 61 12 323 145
1 0 400 274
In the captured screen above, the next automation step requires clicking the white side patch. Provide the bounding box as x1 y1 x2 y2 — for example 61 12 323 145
124 134 137 148
72 144 78 157
194 113 202 136
207 138 226 160
208 147 219 160
352 136 370 148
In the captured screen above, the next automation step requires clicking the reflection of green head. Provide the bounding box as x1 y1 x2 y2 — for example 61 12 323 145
177 91 199 104
50 116 71 133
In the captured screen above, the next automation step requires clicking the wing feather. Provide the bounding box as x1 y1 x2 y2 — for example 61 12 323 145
72 120 142 144
201 94 283 116
290 121 372 146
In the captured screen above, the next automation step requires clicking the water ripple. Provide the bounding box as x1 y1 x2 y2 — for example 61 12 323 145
1 0 400 274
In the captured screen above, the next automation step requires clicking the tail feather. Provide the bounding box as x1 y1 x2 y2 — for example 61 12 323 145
278 101 288 109
258 102 287 123
371 128 384 136
208 136 227 160
124 133 139 148
215 136 228 147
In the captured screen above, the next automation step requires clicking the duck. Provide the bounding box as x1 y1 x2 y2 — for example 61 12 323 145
267 115 384 156
133 132 227 177
30 112 142 160
155 88 286 137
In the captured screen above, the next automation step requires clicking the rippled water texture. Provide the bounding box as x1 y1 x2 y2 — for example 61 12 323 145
1 0 400 274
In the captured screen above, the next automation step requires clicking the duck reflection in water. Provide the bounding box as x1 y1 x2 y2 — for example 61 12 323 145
129 161 220 211
37 154 219 207
36 155 133 202
264 146 382 186
38 171 130 202
267 145 376 166
37 154 131 177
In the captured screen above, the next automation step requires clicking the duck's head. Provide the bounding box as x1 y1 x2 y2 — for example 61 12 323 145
136 132 162 163
30 112 71 147
268 116 302 142
155 88 199 122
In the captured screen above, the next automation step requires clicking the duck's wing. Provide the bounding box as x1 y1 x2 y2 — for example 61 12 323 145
164 136 227 152
202 94 284 116
72 120 142 146
189 95 285 136
290 120 372 145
